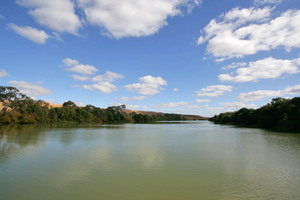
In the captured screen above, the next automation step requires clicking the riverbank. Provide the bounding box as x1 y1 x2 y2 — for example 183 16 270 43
209 97 300 133
1 86 207 125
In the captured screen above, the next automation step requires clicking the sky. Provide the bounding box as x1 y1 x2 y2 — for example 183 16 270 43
0 0 300 117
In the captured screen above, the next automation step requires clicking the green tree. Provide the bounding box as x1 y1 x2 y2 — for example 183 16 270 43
63 101 77 108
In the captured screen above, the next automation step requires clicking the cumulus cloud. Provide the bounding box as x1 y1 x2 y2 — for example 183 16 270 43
198 7 300 60
285 84 300 95
221 102 257 110
8 23 50 44
92 71 124 82
254 0 282 5
118 96 147 101
78 71 123 93
239 84 300 101
202 102 257 116
63 58 79 66
219 57 299 82
196 85 233 97
62 58 98 75
71 75 90 81
15 0 201 38
154 101 188 108
76 0 201 38
124 75 167 95
118 96 131 101
16 0 82 34
0 70 8 78
81 82 117 93
132 96 147 100
8 81 52 97
182 104 202 109
239 90 282 101
62 60 123 94
221 62 246 70
195 99 211 103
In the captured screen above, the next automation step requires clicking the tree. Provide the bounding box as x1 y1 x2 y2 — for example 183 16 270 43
0 86 29 113
63 101 77 108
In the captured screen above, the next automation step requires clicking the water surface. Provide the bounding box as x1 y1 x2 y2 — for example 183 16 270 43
1 121 300 199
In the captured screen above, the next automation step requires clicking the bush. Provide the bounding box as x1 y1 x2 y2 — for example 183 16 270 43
0 115 11 124
18 115 36 124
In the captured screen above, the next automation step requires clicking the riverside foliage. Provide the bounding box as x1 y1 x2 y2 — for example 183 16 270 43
209 97 300 132
0 86 184 124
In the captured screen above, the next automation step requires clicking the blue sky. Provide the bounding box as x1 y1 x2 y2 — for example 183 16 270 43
0 0 300 117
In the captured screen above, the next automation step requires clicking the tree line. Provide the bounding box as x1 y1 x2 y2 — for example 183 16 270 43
209 97 300 132
0 86 184 125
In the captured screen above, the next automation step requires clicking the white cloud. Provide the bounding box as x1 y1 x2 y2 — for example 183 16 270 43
76 0 201 38
285 84 300 95
8 81 52 97
92 71 124 82
198 7 300 60
124 75 167 95
62 58 98 75
74 101 86 107
71 75 90 81
81 82 117 93
219 57 299 82
202 102 257 116
118 96 147 101
119 96 131 101
254 0 282 5
0 70 8 78
52 32 63 42
132 96 147 101
198 7 272 44
67 64 97 75
62 58 79 66
196 85 233 97
239 84 300 102
221 62 246 70
173 88 179 92
154 101 188 108
239 90 282 101
16 0 81 34
8 23 50 44
182 104 202 109
63 60 123 94
0 14 5 20
195 99 211 103
125 104 142 110
221 102 257 110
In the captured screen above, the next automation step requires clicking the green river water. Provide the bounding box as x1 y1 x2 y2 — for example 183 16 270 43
0 121 299 199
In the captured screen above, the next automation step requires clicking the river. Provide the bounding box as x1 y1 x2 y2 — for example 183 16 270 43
0 121 299 199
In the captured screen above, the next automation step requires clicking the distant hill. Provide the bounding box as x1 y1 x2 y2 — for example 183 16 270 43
0 101 62 110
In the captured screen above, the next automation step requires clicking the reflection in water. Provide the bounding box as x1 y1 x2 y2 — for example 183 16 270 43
0 125 45 165
0 121 300 200
133 146 164 171
54 147 114 188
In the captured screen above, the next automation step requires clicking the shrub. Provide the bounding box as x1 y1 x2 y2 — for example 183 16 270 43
0 115 11 124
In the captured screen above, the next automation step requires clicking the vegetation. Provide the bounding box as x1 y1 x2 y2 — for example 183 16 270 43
0 86 193 125
209 97 300 132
